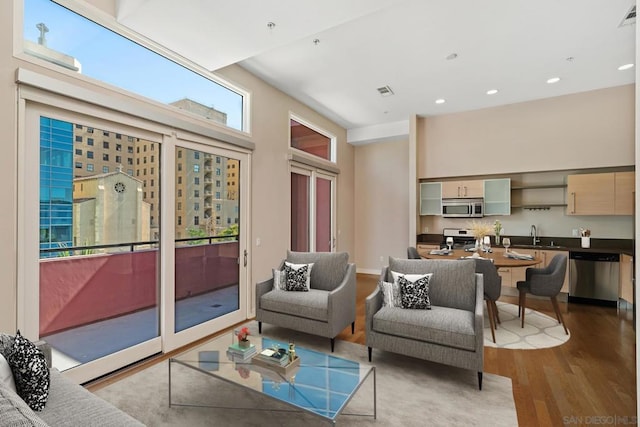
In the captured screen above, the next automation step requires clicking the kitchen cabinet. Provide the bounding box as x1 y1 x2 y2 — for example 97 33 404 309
567 172 635 216
619 254 634 303
442 180 484 198
419 182 442 215
614 172 635 215
484 178 511 215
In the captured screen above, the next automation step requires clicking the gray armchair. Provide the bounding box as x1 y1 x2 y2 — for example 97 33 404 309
516 254 568 334
407 246 421 259
366 257 485 389
255 251 356 352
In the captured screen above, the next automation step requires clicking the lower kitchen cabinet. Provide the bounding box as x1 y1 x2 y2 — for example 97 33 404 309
493 248 569 293
619 254 634 304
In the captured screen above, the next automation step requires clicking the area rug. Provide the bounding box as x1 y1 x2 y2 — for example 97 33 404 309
483 302 570 349
96 323 517 426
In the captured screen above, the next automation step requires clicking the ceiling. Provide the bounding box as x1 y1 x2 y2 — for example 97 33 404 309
116 0 636 142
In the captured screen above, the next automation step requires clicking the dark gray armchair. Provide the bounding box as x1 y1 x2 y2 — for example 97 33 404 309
255 251 356 352
407 246 421 259
475 259 502 343
516 254 568 334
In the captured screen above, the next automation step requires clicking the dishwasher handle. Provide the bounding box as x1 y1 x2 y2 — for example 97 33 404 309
569 251 620 262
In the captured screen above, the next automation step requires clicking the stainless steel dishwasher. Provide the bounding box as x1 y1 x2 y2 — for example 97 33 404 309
568 252 620 306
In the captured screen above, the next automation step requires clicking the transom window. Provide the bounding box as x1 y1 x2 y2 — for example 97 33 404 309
290 116 335 162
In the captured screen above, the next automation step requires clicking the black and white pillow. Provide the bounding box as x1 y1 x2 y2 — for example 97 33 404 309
398 273 433 310
6 331 50 411
284 262 312 291
272 269 286 291
378 280 401 307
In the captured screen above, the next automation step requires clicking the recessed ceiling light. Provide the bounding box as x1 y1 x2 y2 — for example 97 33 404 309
435 99 446 104
618 63 634 71
547 77 561 84
486 89 498 95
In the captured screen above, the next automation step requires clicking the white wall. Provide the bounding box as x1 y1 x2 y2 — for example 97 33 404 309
354 139 409 273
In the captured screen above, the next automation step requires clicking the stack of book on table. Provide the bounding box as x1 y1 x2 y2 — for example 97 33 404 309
251 347 300 376
226 342 257 362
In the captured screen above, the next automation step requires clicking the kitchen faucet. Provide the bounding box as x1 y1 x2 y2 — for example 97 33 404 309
530 225 540 245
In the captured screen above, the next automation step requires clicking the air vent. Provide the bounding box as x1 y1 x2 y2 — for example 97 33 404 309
620 5 636 27
377 85 394 97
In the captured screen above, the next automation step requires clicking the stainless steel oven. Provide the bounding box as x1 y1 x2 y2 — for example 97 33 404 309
442 198 484 218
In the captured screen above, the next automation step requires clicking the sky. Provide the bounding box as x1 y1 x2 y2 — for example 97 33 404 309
24 0 243 131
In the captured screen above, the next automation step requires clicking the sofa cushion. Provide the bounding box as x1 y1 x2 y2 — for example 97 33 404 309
272 269 286 291
0 380 49 427
260 289 329 322
378 280 401 307
0 333 14 358
372 306 476 351
287 251 349 291
38 369 144 426
398 274 433 310
388 258 476 311
284 262 312 291
0 353 16 393
7 332 50 411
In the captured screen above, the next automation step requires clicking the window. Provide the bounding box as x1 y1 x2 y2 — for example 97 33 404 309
103 131 109 137
87 164 93 172
215 191 221 199
103 141 109 149
87 127 94 133
75 162 82 169
194 190 199 197
116 134 122 140
177 150 182 159
178 176 182 184
177 189 182 197
75 136 82 142
103 166 109 173
177 202 182 211
116 144 122 151
87 151 93 159
194 216 200 226
216 203 221 211
216 181 221 188
290 117 335 162
116 155 121 163
75 149 82 155
151 155 154 162
87 138 93 146
102 154 109 161
144 145 147 152
194 152 200 159
194 177 199 185
127 169 133 175
151 179 154 186
194 203 200 211
127 158 132 165
177 216 182 226
127 146 133 153
177 163 182 171
194 165 199 172
216 157 221 164
216 168 221 176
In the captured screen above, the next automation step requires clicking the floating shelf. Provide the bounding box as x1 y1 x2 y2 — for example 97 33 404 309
511 184 567 190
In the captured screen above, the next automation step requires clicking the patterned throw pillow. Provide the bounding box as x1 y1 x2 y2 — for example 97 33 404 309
378 280 401 307
398 273 433 309
284 263 310 291
6 331 50 411
272 269 286 291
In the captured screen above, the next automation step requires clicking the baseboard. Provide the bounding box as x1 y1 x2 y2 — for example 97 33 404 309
357 268 380 275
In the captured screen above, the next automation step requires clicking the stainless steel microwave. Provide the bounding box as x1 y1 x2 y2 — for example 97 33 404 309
442 198 484 218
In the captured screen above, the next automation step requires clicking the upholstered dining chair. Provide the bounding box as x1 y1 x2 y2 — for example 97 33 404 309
516 254 568 334
407 246 421 259
475 258 502 343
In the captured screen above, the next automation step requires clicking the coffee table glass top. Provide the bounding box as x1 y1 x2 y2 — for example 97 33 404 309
170 332 374 421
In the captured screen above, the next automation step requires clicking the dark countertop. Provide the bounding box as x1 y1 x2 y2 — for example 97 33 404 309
417 234 634 256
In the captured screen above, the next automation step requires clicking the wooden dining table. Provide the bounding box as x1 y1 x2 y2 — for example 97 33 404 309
420 249 541 268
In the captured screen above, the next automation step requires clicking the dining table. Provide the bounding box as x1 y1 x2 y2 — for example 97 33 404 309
420 248 542 268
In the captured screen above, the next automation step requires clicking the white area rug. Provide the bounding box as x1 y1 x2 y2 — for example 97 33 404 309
484 301 570 349
97 322 518 426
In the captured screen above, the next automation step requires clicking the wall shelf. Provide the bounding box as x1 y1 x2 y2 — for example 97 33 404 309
511 183 567 210
511 184 567 190
512 204 568 210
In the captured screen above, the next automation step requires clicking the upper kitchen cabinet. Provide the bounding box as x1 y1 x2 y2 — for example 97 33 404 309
567 171 635 215
614 171 635 215
483 178 511 215
441 180 484 198
567 173 615 215
419 182 442 215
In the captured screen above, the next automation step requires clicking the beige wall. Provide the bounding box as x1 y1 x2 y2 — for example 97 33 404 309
418 85 635 179
354 139 409 273
0 1 354 332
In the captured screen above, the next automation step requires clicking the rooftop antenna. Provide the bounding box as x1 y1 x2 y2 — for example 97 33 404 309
36 23 49 46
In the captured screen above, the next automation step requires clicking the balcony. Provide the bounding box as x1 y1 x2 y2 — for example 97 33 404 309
39 237 240 371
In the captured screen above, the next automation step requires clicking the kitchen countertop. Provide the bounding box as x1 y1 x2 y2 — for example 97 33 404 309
417 234 634 256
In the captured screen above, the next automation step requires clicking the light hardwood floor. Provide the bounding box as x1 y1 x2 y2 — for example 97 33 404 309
88 273 637 426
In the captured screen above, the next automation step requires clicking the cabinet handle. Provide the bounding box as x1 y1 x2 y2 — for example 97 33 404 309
570 192 576 214
458 186 461 197
464 186 468 196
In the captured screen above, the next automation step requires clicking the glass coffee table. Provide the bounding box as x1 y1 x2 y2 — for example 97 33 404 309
169 332 376 424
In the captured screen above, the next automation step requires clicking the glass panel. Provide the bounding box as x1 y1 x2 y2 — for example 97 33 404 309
290 119 332 161
39 117 160 371
315 176 332 252
291 173 310 251
23 0 244 131
174 148 240 332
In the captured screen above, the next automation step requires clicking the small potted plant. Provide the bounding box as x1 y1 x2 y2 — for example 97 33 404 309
236 327 251 348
